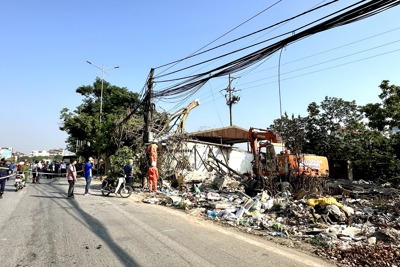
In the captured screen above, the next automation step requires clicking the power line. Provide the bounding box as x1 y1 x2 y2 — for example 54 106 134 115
155 0 285 75
154 0 340 78
195 47 400 107
239 26 400 78
152 0 400 101
154 0 338 73
240 39 400 87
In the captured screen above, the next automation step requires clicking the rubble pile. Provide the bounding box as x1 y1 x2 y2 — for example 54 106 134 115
140 176 400 266
316 243 400 266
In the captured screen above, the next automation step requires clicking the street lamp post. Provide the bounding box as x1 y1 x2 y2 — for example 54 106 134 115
86 60 119 123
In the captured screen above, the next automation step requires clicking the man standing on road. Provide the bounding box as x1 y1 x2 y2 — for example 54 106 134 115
0 158 10 199
67 158 77 199
83 157 94 195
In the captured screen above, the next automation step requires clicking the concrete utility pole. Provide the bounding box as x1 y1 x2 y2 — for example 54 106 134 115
143 68 155 144
225 74 240 126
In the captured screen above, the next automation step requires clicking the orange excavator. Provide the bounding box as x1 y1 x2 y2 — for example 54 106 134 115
248 127 329 178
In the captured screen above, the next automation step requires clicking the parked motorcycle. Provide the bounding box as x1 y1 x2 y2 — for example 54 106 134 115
14 173 25 191
101 177 133 198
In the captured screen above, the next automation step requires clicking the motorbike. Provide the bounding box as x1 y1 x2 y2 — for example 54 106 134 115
14 172 25 191
101 177 133 198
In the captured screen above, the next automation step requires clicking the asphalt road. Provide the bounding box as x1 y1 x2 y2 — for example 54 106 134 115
0 176 335 267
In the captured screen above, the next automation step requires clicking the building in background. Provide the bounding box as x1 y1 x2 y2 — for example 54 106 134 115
30 150 50 157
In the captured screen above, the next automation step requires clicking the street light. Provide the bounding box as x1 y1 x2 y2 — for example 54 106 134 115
86 60 119 123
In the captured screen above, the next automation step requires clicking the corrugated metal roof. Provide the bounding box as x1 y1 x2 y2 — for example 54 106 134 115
188 125 249 145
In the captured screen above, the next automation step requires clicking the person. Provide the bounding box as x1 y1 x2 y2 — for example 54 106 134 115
83 157 94 195
55 161 60 175
17 161 23 172
20 160 30 186
147 162 159 193
32 160 38 183
60 161 67 175
0 158 10 199
36 161 43 183
147 142 158 166
66 158 77 199
9 161 15 174
114 170 126 197
123 159 134 185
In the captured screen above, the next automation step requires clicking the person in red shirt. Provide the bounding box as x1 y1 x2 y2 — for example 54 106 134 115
147 162 159 193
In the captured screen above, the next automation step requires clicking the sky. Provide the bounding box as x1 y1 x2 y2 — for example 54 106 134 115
2 0 400 155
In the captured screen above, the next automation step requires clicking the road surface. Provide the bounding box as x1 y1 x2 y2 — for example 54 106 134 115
0 176 335 267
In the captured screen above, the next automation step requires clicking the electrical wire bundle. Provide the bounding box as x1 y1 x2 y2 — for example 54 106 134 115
147 0 400 104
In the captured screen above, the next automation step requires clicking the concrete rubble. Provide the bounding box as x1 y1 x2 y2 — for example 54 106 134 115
138 174 400 266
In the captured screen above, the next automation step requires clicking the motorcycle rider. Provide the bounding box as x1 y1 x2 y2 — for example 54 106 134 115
114 170 126 197
123 159 134 185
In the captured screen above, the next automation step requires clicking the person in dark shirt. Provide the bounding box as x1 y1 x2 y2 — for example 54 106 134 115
123 159 134 185
0 158 10 199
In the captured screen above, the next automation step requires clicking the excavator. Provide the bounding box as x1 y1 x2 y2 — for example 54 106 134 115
248 127 329 179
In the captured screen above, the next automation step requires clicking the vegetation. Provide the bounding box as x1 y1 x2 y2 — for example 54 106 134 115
59 78 400 185
270 80 400 184
59 78 144 173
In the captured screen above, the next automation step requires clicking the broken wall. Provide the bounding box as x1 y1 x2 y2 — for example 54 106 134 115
163 139 253 178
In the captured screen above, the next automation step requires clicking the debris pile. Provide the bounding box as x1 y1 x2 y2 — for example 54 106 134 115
140 175 400 266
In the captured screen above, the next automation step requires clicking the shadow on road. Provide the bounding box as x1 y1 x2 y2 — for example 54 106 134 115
31 178 140 267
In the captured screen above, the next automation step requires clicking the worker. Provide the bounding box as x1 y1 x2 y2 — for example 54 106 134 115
147 142 158 166
20 160 30 186
147 162 159 193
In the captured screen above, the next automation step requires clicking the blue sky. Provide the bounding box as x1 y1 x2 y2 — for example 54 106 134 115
2 0 400 154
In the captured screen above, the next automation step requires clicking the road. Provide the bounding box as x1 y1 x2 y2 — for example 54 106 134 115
0 176 335 267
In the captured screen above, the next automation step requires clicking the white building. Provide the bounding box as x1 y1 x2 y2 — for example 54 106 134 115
30 150 50 157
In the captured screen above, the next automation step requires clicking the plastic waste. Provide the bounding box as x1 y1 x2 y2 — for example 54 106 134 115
207 210 218 218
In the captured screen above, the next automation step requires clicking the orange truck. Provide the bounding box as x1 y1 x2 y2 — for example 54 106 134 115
248 127 329 178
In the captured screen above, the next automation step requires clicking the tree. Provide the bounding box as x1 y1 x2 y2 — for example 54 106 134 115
59 78 143 164
271 94 397 181
359 80 400 182
269 112 307 154
304 96 364 160
361 80 400 132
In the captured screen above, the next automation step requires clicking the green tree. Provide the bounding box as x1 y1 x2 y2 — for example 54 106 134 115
360 80 400 183
304 97 364 160
269 112 307 154
361 80 400 132
60 78 143 165
109 146 141 178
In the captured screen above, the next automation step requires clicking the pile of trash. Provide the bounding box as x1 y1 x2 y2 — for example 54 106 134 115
140 175 400 266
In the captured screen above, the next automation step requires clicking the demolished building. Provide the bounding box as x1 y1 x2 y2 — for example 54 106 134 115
160 125 253 184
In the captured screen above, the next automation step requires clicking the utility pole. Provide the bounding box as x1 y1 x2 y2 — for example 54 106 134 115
225 74 240 126
143 68 154 144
